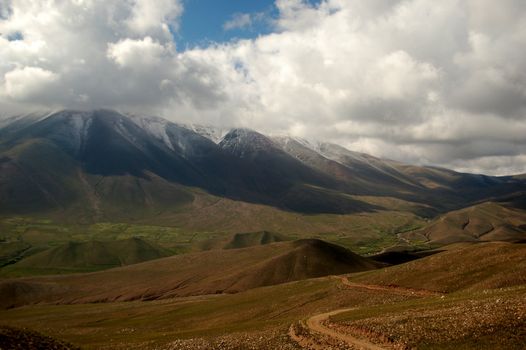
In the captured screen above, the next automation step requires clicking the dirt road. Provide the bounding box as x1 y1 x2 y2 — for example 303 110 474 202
336 276 442 297
289 276 441 349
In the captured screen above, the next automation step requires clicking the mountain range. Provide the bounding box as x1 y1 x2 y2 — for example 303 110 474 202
0 109 524 223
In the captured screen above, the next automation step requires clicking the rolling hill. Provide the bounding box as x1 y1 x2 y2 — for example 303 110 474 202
0 239 382 309
1 237 170 276
402 202 526 244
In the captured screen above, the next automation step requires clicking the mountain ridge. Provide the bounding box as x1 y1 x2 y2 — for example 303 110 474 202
0 109 524 220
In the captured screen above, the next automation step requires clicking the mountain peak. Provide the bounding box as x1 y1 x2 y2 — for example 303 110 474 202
219 128 279 158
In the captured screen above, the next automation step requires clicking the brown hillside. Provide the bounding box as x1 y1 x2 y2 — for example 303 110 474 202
0 239 380 309
403 202 526 244
223 231 288 249
352 242 526 293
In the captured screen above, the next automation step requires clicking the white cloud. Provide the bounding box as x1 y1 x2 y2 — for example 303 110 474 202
107 37 168 68
4 66 58 101
447 154 526 176
126 0 182 36
223 13 252 31
0 0 525 175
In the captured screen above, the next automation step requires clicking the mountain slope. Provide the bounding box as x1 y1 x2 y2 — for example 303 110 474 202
223 231 288 249
352 241 526 293
0 109 524 220
218 128 379 213
274 137 421 193
274 136 525 211
0 110 380 217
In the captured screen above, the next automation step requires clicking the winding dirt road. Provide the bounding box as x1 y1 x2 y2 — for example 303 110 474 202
336 276 442 297
289 276 442 349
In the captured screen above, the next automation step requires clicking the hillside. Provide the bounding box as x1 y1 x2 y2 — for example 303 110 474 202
0 239 381 309
223 231 288 249
1 237 170 276
402 202 526 244
0 241 524 349
351 241 526 292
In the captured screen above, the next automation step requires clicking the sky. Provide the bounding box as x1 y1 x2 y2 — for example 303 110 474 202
177 0 277 48
0 0 525 176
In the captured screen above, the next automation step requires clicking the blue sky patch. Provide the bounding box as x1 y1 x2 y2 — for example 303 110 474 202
176 0 322 49
177 0 276 48
7 31 23 41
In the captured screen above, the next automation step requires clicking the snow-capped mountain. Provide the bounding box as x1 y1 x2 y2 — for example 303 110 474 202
0 109 523 220
184 124 229 144
219 128 282 158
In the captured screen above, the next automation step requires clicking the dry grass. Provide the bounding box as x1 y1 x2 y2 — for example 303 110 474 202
333 286 526 350
403 202 526 244
0 239 381 309
1 241 525 349
0 276 415 349
350 242 526 293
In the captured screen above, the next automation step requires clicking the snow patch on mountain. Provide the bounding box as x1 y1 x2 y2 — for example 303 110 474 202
220 128 279 158
63 111 93 153
0 111 57 131
183 124 229 144
127 114 175 150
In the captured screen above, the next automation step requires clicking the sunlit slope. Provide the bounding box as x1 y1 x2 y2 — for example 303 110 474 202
351 242 526 293
403 202 526 244
0 239 381 309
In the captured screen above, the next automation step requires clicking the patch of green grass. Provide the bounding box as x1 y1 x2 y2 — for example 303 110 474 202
0 217 198 250
0 209 427 253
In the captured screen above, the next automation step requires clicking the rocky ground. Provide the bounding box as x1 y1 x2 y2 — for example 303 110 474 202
334 289 526 349
158 328 301 350
0 325 79 350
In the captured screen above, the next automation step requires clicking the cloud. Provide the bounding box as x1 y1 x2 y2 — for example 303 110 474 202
223 13 253 31
0 0 525 175
126 0 183 35
107 37 168 68
4 66 58 101
223 11 268 32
